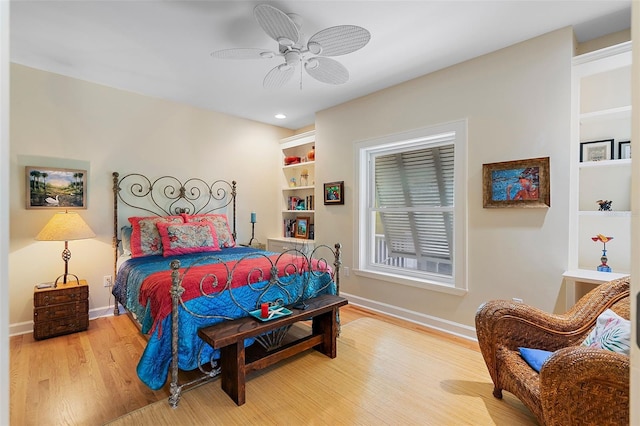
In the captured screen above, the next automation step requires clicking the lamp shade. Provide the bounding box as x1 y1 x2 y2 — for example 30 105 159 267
36 211 96 241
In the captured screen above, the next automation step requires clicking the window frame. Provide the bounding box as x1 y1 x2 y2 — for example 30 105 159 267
354 120 468 295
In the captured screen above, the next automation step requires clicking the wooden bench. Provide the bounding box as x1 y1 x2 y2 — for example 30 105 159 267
198 294 348 405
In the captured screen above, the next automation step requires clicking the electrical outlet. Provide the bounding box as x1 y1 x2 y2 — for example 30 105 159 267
343 267 350 277
103 275 113 287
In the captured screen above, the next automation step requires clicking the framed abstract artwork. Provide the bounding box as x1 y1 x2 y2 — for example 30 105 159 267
482 157 550 208
323 181 344 205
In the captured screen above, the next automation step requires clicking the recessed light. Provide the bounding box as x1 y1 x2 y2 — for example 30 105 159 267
275 113 286 119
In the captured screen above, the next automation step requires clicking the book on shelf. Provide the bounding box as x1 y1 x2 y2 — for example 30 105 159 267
305 195 314 210
283 219 296 238
287 195 314 211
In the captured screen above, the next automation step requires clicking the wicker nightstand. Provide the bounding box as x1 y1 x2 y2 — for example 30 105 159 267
33 279 89 340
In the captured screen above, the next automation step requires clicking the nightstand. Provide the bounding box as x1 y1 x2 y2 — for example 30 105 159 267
239 242 266 250
33 279 89 340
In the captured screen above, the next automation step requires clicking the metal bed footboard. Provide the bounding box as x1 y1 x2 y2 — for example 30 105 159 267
166 244 341 407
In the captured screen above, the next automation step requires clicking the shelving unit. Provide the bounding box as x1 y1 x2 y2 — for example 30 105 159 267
568 41 631 299
268 131 316 254
563 269 630 310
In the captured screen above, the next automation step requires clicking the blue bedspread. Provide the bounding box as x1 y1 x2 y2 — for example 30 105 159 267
113 247 336 390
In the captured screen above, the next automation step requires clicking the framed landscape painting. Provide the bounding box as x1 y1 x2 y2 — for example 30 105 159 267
482 157 550 208
294 216 310 239
26 166 87 209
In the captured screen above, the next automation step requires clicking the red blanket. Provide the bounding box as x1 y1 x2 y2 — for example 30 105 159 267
139 253 328 331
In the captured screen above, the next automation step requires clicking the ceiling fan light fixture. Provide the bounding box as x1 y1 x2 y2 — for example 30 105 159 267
260 51 275 59
278 63 292 72
284 50 300 65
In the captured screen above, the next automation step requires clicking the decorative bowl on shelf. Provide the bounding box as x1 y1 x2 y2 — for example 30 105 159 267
284 156 301 165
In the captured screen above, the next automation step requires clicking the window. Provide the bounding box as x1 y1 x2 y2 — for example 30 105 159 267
355 120 467 294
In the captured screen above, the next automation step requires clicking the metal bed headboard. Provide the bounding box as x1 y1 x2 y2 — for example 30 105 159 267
112 172 237 277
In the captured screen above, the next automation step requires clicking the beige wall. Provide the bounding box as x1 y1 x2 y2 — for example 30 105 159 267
315 27 574 334
8 64 292 329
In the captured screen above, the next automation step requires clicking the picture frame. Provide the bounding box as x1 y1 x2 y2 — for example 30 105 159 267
579 139 614 162
618 140 631 159
294 216 310 239
482 157 550 208
26 166 87 209
323 181 344 205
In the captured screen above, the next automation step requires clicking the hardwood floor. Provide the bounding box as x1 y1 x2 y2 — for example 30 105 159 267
10 306 525 426
10 313 169 425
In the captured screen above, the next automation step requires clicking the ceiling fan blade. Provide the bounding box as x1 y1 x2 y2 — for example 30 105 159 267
211 48 277 60
263 64 295 89
307 25 371 56
304 57 349 85
254 4 300 47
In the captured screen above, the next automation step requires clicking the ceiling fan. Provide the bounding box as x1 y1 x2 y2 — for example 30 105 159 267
211 4 371 89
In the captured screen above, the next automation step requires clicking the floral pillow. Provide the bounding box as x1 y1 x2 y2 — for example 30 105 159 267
581 309 631 356
183 213 236 248
156 221 221 257
128 215 184 258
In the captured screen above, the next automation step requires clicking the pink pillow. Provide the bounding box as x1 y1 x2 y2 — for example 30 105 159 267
156 221 221 257
182 213 236 248
128 215 184 258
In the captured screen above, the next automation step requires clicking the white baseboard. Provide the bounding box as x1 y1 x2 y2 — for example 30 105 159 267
12 296 477 342
9 303 126 337
341 292 478 342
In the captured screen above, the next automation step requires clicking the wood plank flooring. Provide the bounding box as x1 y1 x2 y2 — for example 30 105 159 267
10 305 536 425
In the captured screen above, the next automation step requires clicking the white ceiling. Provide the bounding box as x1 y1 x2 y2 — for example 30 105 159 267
10 1 631 130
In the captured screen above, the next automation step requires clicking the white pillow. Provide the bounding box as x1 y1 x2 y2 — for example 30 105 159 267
581 309 630 356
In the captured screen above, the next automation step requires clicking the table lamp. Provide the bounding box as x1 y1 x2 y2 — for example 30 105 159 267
36 210 96 287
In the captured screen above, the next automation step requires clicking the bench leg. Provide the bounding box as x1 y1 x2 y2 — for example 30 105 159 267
220 340 246 405
312 308 339 358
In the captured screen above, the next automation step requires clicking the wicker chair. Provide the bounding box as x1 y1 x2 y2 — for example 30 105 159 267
475 276 630 426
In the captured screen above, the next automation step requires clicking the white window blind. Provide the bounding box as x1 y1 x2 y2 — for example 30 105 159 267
374 144 454 268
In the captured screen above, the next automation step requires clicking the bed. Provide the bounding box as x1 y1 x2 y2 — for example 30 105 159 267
111 172 341 407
